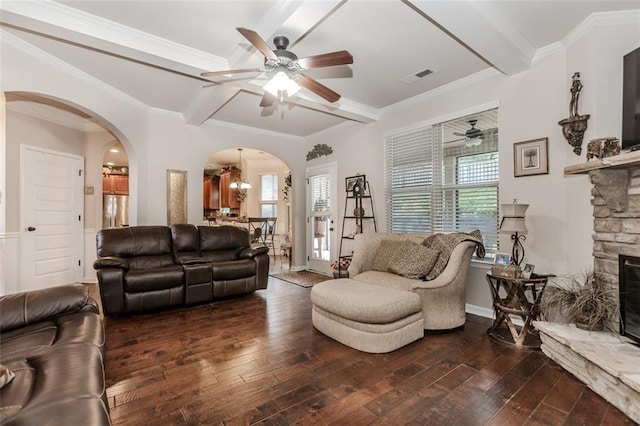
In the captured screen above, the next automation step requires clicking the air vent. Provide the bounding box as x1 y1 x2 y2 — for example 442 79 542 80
399 68 436 85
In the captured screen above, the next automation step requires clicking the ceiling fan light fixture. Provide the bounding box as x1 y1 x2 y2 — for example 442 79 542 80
264 71 301 98
465 137 483 147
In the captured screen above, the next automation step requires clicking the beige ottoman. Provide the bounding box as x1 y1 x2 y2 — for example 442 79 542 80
310 279 424 353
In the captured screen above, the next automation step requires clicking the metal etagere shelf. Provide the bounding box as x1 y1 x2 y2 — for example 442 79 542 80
337 175 377 277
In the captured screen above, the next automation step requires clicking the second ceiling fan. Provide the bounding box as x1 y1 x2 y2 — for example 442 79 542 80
201 27 353 107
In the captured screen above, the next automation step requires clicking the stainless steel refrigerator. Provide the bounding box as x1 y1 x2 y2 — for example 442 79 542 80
103 194 129 229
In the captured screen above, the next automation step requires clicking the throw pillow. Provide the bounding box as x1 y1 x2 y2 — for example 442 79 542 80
388 240 440 279
0 364 15 389
371 239 404 272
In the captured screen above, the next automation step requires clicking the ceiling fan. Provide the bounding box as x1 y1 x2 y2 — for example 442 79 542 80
201 27 353 107
453 119 485 147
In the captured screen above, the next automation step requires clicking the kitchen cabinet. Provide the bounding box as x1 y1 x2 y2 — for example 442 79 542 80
203 176 219 210
103 174 129 195
219 169 240 209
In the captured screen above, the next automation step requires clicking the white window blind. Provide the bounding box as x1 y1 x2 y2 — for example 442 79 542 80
310 174 331 214
384 112 499 258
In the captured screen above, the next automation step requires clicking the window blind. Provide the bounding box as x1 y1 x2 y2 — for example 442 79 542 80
384 112 499 258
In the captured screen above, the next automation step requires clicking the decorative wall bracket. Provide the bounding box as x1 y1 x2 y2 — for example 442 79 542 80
559 114 590 155
559 72 590 155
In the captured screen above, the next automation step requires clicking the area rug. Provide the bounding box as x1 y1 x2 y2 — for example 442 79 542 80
270 270 332 288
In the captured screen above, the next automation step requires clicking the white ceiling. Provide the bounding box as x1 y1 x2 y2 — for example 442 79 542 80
2 0 638 138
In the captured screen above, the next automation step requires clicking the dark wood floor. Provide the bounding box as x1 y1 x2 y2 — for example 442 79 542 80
103 277 636 425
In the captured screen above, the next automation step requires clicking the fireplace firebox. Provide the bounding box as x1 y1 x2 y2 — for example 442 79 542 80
620 254 640 344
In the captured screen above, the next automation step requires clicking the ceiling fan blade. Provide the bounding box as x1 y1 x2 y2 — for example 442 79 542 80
295 74 341 103
236 27 278 61
260 92 276 107
452 132 466 137
201 68 261 78
298 50 353 69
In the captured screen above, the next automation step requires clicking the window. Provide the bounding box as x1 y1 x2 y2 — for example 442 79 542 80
384 109 499 258
260 174 278 217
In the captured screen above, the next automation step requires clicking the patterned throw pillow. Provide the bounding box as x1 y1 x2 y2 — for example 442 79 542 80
0 364 15 389
388 240 440 279
371 239 404 272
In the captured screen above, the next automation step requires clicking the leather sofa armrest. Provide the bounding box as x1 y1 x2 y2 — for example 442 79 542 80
178 256 210 265
0 284 97 333
239 246 269 259
93 256 129 270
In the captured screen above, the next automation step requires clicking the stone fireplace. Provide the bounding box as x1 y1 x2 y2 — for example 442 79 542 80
565 150 640 327
533 150 640 423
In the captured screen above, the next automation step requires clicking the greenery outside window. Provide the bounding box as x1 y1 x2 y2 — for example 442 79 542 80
384 108 499 259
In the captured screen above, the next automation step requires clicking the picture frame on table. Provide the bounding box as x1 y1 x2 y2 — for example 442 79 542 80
345 175 366 194
522 263 535 279
514 137 549 177
494 253 511 265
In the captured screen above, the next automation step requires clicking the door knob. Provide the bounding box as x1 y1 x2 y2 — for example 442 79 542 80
27 226 36 232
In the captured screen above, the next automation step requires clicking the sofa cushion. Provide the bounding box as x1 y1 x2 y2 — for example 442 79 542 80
0 313 105 363
311 279 421 324
124 265 184 293
388 240 440 279
351 270 415 291
371 239 404 272
211 259 255 281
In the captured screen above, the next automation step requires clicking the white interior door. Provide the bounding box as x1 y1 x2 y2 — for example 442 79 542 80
21 145 84 292
306 163 337 275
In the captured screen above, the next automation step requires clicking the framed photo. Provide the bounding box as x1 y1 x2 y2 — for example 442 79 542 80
514 137 549 177
494 253 511 265
522 263 535 279
345 175 366 194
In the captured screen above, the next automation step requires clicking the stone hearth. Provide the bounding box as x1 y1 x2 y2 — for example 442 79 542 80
544 150 640 422
535 322 640 423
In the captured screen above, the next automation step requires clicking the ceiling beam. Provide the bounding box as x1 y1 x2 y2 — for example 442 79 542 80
0 0 228 77
405 0 536 75
184 85 241 126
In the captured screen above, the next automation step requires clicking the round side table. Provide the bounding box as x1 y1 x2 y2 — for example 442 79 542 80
485 272 553 349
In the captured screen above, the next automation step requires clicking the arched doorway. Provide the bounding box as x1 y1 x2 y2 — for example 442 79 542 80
205 148 293 269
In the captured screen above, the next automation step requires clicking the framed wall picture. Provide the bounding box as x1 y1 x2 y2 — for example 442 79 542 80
345 174 366 194
514 137 549 177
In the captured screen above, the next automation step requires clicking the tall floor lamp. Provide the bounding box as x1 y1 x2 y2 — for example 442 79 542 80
499 201 528 266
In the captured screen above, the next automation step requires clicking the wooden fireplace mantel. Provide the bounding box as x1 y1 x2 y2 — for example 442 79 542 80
564 149 640 175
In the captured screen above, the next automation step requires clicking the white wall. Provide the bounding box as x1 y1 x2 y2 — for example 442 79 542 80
305 19 640 314
0 29 311 292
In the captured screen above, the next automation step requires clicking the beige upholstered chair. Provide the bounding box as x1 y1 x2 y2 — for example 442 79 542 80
347 233 477 330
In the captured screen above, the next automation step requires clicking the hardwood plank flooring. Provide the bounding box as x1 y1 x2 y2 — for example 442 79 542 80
103 277 637 425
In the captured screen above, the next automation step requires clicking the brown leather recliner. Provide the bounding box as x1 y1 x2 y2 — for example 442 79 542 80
94 225 269 316
0 284 110 425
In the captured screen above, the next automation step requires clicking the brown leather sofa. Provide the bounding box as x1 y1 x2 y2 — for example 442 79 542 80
94 225 269 316
0 284 110 425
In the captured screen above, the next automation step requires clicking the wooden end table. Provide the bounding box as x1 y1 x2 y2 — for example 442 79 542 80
485 271 553 349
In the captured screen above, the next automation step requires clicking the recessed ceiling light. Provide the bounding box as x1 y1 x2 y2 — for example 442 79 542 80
109 148 119 153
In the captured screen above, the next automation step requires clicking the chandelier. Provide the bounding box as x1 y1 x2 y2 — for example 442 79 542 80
229 148 251 200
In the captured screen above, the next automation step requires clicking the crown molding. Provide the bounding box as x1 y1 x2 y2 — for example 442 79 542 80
203 117 305 142
563 9 640 49
531 42 566 66
381 67 502 115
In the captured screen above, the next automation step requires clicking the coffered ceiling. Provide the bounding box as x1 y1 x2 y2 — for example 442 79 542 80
1 1 638 137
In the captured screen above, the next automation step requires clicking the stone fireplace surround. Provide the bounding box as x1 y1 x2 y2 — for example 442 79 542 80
533 150 640 423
